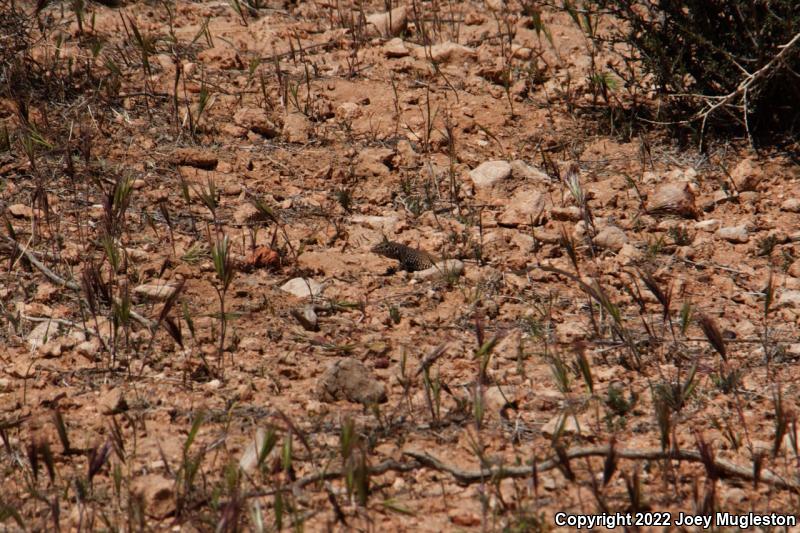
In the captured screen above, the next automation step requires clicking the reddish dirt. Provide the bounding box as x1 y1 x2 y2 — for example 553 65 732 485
1 0 800 531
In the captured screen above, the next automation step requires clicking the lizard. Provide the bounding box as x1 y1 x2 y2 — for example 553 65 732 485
371 238 438 273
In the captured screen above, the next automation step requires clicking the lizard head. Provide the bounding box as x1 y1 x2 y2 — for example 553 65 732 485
371 235 393 255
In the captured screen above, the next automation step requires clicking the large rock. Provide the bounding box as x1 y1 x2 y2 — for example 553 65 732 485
780 198 800 213
716 225 749 244
170 148 218 170
593 225 628 252
282 112 311 143
469 160 512 189
414 42 477 64
731 158 764 192
366 6 407 37
412 259 465 281
498 188 549 226
233 108 279 137
133 281 178 301
646 182 696 218
317 358 387 405
777 290 800 309
280 278 324 298
132 474 175 518
383 37 410 58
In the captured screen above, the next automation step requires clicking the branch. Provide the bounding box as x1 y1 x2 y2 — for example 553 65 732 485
3 236 154 328
403 446 800 491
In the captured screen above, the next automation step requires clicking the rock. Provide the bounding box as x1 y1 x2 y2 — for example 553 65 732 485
702 190 738 211
171 148 217 170
510 160 549 181
412 259 465 281
366 6 407 37
34 283 58 303
132 475 175 519
731 158 763 192
290 305 319 331
39 339 63 358
495 329 522 360
449 509 481 527
551 206 582 221
788 260 800 278
541 414 581 437
197 45 243 70
133 281 178 301
350 214 398 232
383 37 410 58
0 378 10 392
484 385 517 415
781 198 800 213
694 219 720 232
75 338 99 358
556 321 586 343
98 388 128 415
239 337 263 353
498 188 549 226
27 320 59 350
593 225 628 252
239 427 279 474
716 225 749 244
233 202 267 224
777 290 800 309
336 102 361 121
280 278 324 298
646 182 696 218
468 160 512 189
354 148 393 178
233 108 279 137
282 112 311 143
8 204 36 218
618 243 643 264
316 358 387 405
414 42 477 64
465 12 485 25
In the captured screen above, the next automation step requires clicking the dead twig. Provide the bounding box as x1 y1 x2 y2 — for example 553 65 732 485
3 236 154 329
403 446 800 491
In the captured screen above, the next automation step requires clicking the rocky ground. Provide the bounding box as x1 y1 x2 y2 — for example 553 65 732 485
1 0 800 530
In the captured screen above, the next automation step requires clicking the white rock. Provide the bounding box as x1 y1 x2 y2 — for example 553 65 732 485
716 225 749 243
777 290 800 309
413 42 476 64
780 198 800 213
694 219 720 232
510 160 549 181
468 160 512 188
366 6 407 37
280 278 324 298
133 281 178 301
239 427 278 474
27 320 58 350
413 259 464 281
593 225 628 251
350 214 398 232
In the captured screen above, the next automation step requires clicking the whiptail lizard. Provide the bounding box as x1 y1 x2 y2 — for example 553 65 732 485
371 240 438 272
